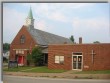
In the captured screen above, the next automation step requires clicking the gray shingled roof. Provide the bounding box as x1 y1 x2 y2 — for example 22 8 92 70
26 26 73 45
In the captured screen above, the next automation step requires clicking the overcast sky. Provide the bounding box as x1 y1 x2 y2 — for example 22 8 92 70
3 3 110 43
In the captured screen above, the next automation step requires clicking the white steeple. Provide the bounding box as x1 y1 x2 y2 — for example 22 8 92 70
26 7 34 29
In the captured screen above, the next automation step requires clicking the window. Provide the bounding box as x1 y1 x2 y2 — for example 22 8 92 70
55 55 64 64
16 50 24 54
20 35 25 43
21 50 24 54
16 50 19 54
19 50 22 54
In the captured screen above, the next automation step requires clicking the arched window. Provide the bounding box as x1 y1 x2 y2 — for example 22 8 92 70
20 35 25 43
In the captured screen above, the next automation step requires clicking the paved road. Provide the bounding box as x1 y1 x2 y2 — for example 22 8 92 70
3 75 110 83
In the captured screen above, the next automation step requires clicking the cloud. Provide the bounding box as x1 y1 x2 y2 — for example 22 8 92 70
3 6 26 43
22 3 37 9
33 4 69 22
47 11 68 22
62 3 94 9
72 17 109 43
21 3 95 23
35 20 47 30
72 17 109 30
22 3 49 15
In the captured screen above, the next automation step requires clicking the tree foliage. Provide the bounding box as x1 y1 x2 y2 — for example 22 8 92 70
93 41 100 44
70 35 75 43
27 47 43 66
3 43 10 51
31 46 43 66
27 54 34 66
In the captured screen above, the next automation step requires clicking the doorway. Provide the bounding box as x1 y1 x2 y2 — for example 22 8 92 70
43 53 48 66
18 56 24 66
72 53 83 70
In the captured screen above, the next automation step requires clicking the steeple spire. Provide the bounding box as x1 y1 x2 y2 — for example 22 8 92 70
27 7 33 19
25 7 34 29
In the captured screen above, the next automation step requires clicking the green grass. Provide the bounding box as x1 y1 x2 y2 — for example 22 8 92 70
3 66 35 72
4 66 110 74
23 66 67 73
73 70 110 74
3 66 67 73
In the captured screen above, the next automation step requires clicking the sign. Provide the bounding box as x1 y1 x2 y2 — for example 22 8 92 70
8 60 18 68
84 65 89 69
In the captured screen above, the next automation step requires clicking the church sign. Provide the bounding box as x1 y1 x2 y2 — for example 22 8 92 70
8 60 18 68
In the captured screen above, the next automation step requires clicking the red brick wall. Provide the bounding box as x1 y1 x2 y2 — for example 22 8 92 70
48 44 110 71
9 25 37 65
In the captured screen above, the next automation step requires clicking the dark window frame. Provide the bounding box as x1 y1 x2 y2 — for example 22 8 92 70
20 35 25 44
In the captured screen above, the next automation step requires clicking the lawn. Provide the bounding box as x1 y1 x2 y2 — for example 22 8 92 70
3 66 34 72
3 66 67 73
4 66 110 74
73 70 110 74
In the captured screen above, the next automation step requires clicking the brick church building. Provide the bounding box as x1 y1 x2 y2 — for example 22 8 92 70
10 8 110 71
9 8 72 66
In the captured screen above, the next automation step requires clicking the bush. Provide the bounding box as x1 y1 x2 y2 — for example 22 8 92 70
31 46 44 66
27 46 44 66
27 54 34 66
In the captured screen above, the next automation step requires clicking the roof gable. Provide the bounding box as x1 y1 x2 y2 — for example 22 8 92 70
11 26 37 48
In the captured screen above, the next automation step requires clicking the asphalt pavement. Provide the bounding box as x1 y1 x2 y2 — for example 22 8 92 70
3 75 110 83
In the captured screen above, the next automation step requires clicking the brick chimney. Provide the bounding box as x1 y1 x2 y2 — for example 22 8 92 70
79 37 82 44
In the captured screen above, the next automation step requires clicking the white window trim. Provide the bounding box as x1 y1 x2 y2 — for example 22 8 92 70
15 50 24 54
13 49 29 50
55 55 64 64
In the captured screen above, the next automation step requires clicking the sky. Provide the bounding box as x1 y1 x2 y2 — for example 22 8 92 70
3 3 110 43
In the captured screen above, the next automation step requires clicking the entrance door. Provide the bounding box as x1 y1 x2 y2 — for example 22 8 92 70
72 55 82 70
18 56 24 65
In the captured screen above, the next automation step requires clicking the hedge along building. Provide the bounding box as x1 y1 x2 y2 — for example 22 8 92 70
48 38 110 71
9 8 72 66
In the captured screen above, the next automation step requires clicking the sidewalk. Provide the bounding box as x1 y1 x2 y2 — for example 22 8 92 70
3 70 110 79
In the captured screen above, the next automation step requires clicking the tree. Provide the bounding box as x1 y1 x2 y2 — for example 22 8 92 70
70 35 75 43
3 43 10 51
93 41 100 44
31 46 43 66
26 54 34 66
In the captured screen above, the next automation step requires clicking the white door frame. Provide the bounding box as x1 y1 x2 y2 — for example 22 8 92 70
72 53 83 71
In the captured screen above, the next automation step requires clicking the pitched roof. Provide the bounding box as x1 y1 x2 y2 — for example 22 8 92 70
25 26 73 45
